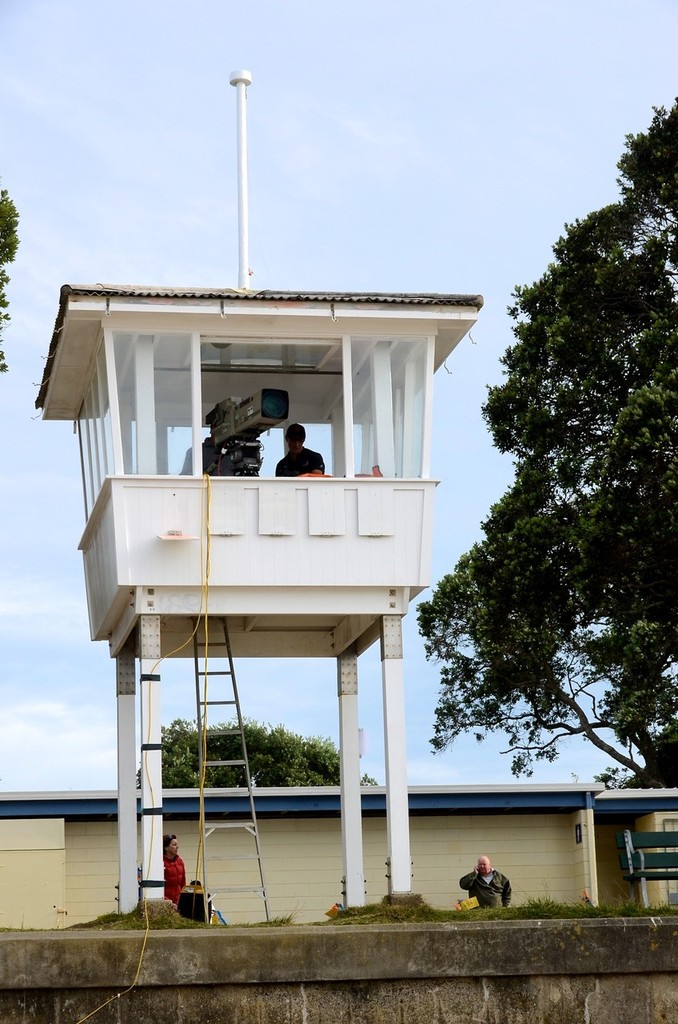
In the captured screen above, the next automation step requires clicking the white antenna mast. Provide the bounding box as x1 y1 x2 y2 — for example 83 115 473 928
229 69 253 289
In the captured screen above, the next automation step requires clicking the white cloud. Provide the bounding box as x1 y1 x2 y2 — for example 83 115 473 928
1 701 117 791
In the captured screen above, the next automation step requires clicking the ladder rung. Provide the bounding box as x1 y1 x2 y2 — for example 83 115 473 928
205 729 242 738
205 759 246 768
205 820 256 830
210 885 266 895
200 699 237 707
207 853 262 863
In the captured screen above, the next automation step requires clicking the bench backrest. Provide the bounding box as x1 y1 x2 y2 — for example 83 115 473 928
615 831 678 850
616 831 678 872
619 851 678 870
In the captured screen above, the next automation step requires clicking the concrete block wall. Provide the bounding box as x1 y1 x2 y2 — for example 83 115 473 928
569 809 596 900
0 819 65 930
65 820 120 922
414 813 582 906
596 822 633 904
245 817 346 921
0 809 636 929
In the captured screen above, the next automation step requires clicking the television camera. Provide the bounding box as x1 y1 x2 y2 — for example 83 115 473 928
205 388 289 476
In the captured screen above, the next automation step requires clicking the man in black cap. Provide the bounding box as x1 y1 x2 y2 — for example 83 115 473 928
275 423 325 477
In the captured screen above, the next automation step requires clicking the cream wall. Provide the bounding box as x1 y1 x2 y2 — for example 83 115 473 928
65 821 121 923
59 813 602 926
596 821 634 904
0 819 65 929
569 809 598 903
409 813 589 907
0 809 662 928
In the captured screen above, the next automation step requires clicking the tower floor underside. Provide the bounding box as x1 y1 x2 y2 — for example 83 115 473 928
110 598 415 659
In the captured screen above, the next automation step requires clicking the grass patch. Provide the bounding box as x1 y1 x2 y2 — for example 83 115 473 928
70 907 296 930
54 897 678 931
72 908 207 930
325 897 678 926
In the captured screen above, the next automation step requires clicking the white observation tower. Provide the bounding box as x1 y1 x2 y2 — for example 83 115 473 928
35 74 483 915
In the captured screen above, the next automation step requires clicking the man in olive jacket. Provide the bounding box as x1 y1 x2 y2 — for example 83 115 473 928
459 854 512 907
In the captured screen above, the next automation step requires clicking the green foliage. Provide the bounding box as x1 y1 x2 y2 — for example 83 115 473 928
154 718 377 788
0 182 20 372
418 102 678 787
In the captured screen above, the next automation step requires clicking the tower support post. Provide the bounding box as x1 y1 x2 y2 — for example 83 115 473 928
116 635 138 911
337 646 365 907
381 615 412 896
139 615 164 900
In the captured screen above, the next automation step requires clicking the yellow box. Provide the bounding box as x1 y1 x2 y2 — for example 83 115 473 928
453 896 479 911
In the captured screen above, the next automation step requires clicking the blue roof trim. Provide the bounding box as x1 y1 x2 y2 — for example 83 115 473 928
596 795 678 815
0 797 120 818
0 787 635 820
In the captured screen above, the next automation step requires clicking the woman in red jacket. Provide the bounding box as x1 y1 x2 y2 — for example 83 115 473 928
163 833 186 905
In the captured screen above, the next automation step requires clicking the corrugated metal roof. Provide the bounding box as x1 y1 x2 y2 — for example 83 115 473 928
58 283 485 307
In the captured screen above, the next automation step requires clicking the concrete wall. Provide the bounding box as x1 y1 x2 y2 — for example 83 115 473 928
1 921 677 1024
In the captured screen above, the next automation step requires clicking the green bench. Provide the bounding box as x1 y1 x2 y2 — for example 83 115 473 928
616 829 678 907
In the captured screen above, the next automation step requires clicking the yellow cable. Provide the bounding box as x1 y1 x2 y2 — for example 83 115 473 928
73 475 216 1020
195 472 212 916
71 900 151 1024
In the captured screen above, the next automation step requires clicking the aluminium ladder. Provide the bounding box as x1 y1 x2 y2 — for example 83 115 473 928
193 617 270 921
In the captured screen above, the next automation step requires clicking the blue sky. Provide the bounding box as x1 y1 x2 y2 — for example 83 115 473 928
1 0 677 791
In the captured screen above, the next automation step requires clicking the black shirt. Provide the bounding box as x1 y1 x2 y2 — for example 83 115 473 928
275 447 325 477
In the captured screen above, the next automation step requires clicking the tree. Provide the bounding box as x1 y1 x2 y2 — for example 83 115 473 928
418 102 678 787
0 182 20 373
153 718 377 787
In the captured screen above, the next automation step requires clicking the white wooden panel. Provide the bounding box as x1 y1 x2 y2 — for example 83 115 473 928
259 485 297 536
308 484 346 536
357 484 394 536
81 478 437 637
161 486 199 537
82 495 119 638
210 483 247 536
